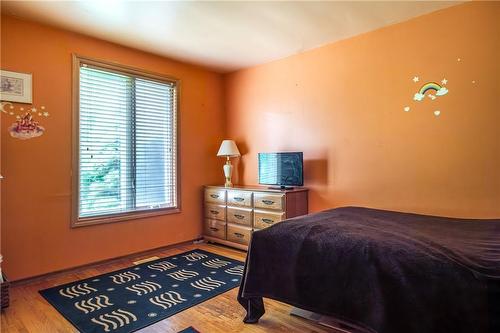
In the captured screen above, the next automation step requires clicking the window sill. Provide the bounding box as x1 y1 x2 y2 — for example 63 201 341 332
71 207 181 228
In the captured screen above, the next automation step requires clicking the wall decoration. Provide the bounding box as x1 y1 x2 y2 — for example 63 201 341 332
1 102 50 140
402 55 484 117
0 70 32 103
404 71 451 117
413 82 448 101
9 112 45 139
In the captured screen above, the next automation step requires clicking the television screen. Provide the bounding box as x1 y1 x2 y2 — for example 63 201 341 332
258 152 303 186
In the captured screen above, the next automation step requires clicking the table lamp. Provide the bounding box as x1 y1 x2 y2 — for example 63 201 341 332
217 140 241 187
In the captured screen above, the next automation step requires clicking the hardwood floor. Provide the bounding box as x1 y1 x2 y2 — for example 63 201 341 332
0 242 335 333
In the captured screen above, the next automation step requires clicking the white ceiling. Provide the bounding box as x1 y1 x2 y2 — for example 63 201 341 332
1 1 461 73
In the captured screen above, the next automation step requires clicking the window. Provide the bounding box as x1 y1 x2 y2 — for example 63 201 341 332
72 56 179 227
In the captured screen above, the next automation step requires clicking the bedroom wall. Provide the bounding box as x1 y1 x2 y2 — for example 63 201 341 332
224 2 500 218
1 16 225 280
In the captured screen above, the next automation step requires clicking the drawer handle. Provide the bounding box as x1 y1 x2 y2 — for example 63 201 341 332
233 197 245 202
209 227 219 232
210 194 219 199
262 200 275 205
234 232 245 238
262 218 274 224
234 214 245 220
209 210 219 215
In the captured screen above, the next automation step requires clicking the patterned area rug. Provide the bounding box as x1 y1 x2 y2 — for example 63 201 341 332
40 249 243 333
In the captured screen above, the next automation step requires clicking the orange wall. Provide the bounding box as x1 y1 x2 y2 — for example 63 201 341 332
1 16 225 280
2 3 499 280
224 2 500 218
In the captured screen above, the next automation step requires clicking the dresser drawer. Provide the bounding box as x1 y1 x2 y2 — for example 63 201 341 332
227 207 253 226
205 204 226 221
254 192 285 211
227 224 252 245
254 210 285 229
227 190 252 207
205 188 226 204
204 219 226 239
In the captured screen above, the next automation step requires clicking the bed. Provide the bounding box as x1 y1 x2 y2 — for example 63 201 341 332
237 206 500 333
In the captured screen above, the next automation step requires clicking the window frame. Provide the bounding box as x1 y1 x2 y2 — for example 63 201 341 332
71 54 181 228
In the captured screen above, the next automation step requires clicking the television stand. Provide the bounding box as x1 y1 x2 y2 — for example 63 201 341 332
268 185 294 191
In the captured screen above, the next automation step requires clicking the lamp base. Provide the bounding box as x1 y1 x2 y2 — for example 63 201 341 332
223 160 233 188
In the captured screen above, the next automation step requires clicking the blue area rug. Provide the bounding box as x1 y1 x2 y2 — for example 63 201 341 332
40 249 243 333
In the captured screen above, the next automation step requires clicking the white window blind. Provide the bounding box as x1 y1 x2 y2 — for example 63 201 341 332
77 62 177 222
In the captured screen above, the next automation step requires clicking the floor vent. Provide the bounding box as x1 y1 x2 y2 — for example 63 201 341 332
133 256 160 265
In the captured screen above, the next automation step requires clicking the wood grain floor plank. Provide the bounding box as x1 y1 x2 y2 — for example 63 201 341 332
1 243 334 332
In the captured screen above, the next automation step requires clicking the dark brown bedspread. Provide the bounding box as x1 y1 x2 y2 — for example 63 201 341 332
238 206 500 333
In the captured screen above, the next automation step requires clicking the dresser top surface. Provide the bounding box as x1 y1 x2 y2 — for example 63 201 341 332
205 184 308 193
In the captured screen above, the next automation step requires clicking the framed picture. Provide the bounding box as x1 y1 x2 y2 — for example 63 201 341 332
0 70 32 104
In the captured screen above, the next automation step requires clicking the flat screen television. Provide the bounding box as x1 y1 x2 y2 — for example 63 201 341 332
258 152 303 189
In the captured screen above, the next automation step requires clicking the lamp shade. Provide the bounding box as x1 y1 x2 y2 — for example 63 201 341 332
217 140 241 157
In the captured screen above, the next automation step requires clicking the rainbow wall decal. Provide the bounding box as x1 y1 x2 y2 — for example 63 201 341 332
414 81 448 101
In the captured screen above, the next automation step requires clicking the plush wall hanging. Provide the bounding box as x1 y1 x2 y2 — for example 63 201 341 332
0 102 50 140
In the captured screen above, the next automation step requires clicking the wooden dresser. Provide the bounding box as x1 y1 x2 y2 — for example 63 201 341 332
203 185 308 250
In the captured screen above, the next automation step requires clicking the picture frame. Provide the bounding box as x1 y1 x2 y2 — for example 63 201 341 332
0 70 32 104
